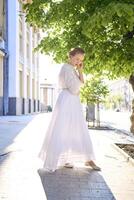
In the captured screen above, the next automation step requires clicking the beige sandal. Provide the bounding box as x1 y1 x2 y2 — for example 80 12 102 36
64 163 74 168
85 161 101 171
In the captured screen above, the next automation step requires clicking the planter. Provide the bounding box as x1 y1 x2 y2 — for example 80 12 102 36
112 143 134 166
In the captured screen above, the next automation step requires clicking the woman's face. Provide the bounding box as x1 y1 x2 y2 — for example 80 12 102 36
70 53 85 67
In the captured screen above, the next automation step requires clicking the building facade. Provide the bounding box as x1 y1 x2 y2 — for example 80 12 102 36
40 80 58 112
0 0 6 115
109 79 133 111
0 49 4 115
0 0 40 115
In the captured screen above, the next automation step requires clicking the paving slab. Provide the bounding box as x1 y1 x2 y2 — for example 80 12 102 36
0 113 134 200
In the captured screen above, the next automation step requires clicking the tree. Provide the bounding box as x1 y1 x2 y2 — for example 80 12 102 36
80 76 109 126
104 94 124 110
24 0 134 77
24 0 134 132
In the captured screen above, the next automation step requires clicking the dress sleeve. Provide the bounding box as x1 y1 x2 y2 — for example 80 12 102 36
64 66 83 95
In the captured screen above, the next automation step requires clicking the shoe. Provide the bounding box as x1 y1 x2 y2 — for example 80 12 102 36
91 165 101 171
85 161 101 171
64 163 74 168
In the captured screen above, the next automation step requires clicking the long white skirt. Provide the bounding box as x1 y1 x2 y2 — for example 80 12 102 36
39 89 95 171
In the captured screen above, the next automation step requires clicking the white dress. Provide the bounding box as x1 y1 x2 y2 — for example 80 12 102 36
39 63 95 171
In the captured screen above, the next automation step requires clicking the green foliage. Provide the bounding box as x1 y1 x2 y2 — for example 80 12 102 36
80 76 109 104
25 0 134 78
104 93 124 109
82 1 134 78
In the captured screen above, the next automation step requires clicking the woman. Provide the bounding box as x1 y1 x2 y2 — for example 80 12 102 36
39 47 101 172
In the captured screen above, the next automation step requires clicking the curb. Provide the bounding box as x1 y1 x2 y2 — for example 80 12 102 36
112 143 134 166
102 122 132 136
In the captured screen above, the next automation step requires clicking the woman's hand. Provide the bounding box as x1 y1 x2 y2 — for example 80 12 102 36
76 63 84 83
76 63 84 72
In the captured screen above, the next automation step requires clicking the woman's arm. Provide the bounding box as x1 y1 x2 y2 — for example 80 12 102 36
64 65 83 95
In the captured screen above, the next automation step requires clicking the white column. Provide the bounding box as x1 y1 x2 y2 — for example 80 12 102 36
8 0 19 97
23 17 27 99
29 27 33 112
34 33 37 101
29 27 33 100
37 35 39 100
0 53 4 97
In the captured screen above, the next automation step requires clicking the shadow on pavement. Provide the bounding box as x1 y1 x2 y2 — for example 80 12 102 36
0 115 36 165
38 167 116 200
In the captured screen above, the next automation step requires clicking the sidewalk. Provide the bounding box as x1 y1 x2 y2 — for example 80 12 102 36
100 110 132 136
0 114 48 200
0 113 134 200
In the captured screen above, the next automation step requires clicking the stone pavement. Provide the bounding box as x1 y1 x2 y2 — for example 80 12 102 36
0 113 134 200
0 114 47 200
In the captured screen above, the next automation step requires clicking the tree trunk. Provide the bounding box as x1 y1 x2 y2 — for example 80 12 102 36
96 102 100 127
86 103 95 127
129 74 134 134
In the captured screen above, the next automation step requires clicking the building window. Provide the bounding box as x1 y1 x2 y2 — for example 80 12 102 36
0 56 3 96
19 70 23 98
0 0 4 39
32 41 35 65
43 88 47 106
32 78 35 99
26 31 30 64
32 33 35 68
19 19 23 59
36 81 39 100
27 75 30 99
